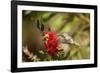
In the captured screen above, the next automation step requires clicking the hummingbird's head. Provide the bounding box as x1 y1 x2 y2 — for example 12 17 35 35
58 33 80 47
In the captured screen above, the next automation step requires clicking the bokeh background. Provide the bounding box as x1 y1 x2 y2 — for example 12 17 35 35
22 10 90 62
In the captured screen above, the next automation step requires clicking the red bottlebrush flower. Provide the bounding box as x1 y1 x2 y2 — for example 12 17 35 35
43 32 59 56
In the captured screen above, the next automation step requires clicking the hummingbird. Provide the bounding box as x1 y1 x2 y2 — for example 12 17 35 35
57 32 80 57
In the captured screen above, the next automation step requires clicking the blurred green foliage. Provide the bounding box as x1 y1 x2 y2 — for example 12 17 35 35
22 10 90 61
